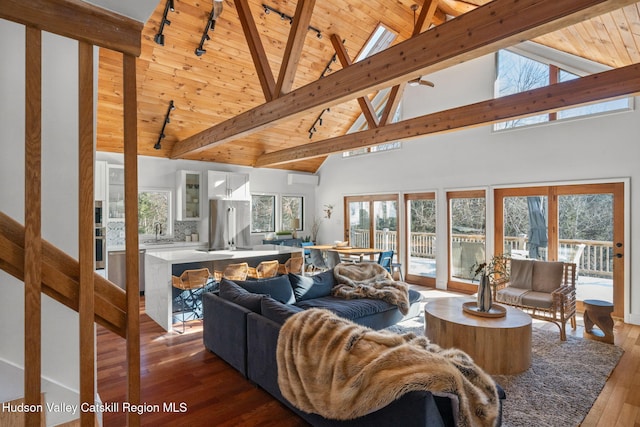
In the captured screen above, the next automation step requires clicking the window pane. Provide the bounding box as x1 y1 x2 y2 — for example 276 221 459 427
558 70 630 119
408 198 436 278
281 196 303 231
373 200 397 254
450 196 486 281
251 195 275 233
348 201 370 247
502 196 548 260
138 190 171 236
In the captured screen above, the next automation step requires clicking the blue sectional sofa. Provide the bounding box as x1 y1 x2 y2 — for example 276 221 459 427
202 270 503 426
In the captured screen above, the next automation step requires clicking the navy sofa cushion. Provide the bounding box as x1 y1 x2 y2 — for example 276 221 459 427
294 289 422 320
288 270 335 301
260 296 303 325
234 275 296 304
219 279 265 313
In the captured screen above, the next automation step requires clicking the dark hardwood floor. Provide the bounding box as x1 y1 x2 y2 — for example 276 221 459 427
96 299 307 427
97 293 640 426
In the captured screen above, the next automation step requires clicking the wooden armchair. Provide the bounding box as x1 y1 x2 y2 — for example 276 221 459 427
494 259 577 340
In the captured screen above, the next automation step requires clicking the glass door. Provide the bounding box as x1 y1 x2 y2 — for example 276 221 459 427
495 183 624 317
345 195 399 262
405 193 436 286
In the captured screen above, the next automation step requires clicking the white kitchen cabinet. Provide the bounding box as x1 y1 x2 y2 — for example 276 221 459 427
207 171 250 200
176 170 201 220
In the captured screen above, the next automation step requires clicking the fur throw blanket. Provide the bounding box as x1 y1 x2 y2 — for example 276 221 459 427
277 309 500 427
332 262 410 315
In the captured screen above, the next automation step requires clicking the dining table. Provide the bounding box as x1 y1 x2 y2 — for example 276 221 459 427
307 245 383 262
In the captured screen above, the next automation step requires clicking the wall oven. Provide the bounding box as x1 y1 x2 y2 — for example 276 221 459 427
95 201 106 269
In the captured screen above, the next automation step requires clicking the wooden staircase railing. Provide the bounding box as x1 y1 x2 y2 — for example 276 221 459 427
0 211 127 338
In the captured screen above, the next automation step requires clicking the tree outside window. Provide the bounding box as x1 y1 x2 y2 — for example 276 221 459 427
251 194 275 233
281 196 303 232
138 190 171 237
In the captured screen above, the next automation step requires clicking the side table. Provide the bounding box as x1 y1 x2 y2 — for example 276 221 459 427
583 299 614 344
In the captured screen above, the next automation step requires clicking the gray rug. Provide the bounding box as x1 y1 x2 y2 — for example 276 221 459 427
387 315 624 427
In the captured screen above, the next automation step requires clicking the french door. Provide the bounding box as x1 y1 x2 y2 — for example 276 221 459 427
494 183 624 317
344 195 399 261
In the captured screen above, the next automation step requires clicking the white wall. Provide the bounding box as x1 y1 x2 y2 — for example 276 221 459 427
316 54 640 324
96 152 318 245
0 20 81 396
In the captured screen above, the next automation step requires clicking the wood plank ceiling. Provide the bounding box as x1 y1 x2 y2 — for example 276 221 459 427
96 0 640 173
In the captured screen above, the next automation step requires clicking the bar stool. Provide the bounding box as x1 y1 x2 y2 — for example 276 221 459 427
214 262 249 282
171 268 212 334
391 262 404 281
248 260 280 279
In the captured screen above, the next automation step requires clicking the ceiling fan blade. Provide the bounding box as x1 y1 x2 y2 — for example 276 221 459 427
418 79 435 87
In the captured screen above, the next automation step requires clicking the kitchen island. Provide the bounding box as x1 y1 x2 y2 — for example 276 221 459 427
145 244 303 331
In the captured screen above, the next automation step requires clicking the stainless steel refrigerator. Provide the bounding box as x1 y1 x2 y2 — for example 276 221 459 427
208 199 251 250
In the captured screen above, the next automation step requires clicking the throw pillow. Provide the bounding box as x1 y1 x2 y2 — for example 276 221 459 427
289 270 335 302
531 261 565 293
234 275 296 304
219 279 264 313
509 259 534 290
260 296 303 325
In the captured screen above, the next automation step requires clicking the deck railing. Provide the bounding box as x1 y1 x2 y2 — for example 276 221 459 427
348 228 613 278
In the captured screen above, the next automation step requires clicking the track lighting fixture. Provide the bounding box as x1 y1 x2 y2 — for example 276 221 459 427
154 100 176 150
195 0 224 56
307 108 330 139
262 3 322 39
154 0 175 46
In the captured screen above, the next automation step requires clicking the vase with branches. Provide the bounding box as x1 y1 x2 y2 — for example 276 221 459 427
471 253 511 311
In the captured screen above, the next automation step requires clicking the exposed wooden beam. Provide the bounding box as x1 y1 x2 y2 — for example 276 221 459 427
0 0 142 57
380 0 439 126
78 40 95 426
275 0 317 96
24 25 43 427
171 0 634 159
330 34 379 129
234 0 276 102
255 63 640 166
123 53 141 427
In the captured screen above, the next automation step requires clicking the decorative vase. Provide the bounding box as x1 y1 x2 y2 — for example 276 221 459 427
477 273 492 312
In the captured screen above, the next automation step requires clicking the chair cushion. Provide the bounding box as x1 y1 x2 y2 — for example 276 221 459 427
288 270 335 301
520 290 554 309
509 259 534 290
219 279 265 313
531 261 564 293
234 275 296 305
495 287 530 306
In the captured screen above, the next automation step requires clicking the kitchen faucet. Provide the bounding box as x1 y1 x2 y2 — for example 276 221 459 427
154 222 163 240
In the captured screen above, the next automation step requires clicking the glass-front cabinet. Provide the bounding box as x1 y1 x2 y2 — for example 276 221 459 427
107 165 125 220
176 170 201 220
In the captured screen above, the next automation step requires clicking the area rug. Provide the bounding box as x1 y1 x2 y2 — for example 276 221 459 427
386 315 624 427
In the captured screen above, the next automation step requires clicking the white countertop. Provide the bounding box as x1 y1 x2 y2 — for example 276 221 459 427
145 244 302 265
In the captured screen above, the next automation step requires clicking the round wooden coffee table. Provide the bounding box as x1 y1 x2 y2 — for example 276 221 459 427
425 297 532 375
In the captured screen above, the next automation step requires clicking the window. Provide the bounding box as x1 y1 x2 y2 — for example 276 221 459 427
251 194 275 233
138 189 172 238
281 195 303 232
495 49 631 130
343 24 402 157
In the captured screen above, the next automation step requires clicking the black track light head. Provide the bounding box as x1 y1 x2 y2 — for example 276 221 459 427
154 33 165 46
195 47 206 56
154 142 162 150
